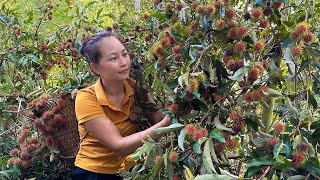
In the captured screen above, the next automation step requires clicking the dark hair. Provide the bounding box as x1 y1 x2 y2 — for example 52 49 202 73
79 31 118 65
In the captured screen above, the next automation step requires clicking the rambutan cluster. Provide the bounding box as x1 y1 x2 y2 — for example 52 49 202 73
244 87 266 103
228 26 247 40
223 56 244 71
291 152 305 168
185 124 208 141
290 22 314 44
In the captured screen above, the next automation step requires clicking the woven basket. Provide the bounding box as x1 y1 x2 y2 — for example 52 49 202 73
52 94 79 167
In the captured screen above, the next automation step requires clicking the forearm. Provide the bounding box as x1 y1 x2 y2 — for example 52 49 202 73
116 120 166 156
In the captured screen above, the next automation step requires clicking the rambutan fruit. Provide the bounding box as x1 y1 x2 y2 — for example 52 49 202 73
176 3 183 10
228 140 238 149
172 45 181 53
267 137 279 147
174 54 181 61
237 26 247 39
17 136 25 144
188 78 199 93
169 104 179 113
229 112 241 121
10 149 19 156
296 23 308 33
227 20 237 28
253 41 264 51
296 141 309 152
168 151 178 162
235 59 244 69
56 98 65 107
225 8 235 19
216 19 225 30
303 33 314 43
263 7 272 16
292 46 302 56
154 155 163 164
228 28 238 39
200 128 208 137
193 131 203 141
290 31 301 41
259 19 269 28
186 124 196 135
251 8 262 19
291 152 305 168
13 158 21 166
273 1 283 9
195 5 205 14
248 68 259 82
42 111 52 120
153 0 162 5
213 1 221 9
20 151 29 160
143 12 150 20
233 41 246 53
252 90 262 101
214 94 223 102
244 92 253 103
161 38 169 47
207 5 215 15
274 122 285 133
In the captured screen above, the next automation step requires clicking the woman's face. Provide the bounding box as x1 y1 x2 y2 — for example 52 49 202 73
91 36 131 81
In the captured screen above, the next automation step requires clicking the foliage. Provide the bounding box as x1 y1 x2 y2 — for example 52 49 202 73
1 0 320 179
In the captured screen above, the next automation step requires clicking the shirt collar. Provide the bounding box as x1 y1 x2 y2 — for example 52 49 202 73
94 78 134 107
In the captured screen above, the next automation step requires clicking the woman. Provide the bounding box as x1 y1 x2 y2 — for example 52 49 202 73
72 31 170 180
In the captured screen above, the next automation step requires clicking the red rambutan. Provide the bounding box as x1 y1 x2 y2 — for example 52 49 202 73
251 8 262 19
168 151 178 162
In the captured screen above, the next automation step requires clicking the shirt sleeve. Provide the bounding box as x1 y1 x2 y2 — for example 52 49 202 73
75 88 106 125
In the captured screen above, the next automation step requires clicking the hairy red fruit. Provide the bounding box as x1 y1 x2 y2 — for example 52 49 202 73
229 112 241 121
248 68 259 82
236 59 244 69
207 5 215 15
22 128 30 137
244 92 253 103
274 122 285 133
153 0 162 5
14 158 22 166
191 2 198 10
3 119 9 128
260 19 269 28
225 9 235 19
268 137 279 147
143 12 150 20
168 151 178 162
176 3 183 10
8 158 15 166
213 1 221 9
31 138 38 144
254 41 264 51
59 91 67 99
263 7 272 16
34 118 42 127
227 59 236 70
251 8 262 19
252 90 262 101
193 131 203 141
291 152 305 168
273 1 283 9
17 136 25 144
232 122 243 134
290 31 301 41
42 111 52 120
173 176 180 180
216 19 225 30
169 36 175 45
188 78 199 93
296 142 309 152
20 151 29 160
10 149 19 156
200 128 208 137
228 28 238 39
161 38 169 47
292 46 302 56
214 94 223 102
169 104 178 113
57 98 65 107
134 24 140 31
174 54 181 61
229 140 238 149
237 26 247 39
172 45 181 53
154 155 162 164
304 33 314 43
196 5 205 14
234 41 246 53
186 124 196 134
227 20 237 28
223 56 232 64
296 23 308 33
21 160 30 168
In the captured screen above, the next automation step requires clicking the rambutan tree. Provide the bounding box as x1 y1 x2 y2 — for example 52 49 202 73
0 0 320 179
115 0 320 179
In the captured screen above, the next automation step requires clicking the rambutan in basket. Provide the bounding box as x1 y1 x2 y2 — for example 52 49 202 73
52 94 80 168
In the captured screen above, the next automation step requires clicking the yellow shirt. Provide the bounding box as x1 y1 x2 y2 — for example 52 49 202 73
74 78 137 174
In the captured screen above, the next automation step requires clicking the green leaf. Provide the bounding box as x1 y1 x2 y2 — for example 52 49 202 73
210 130 226 143
283 134 291 156
247 157 276 168
218 168 239 178
144 63 155 79
311 49 320 57
308 93 318 109
296 59 312 76
27 54 45 68
282 37 295 48
287 175 307 180
301 161 320 176
154 123 185 134
216 81 234 93
193 142 202 154
284 96 299 115
203 140 217 173
245 166 264 177
194 174 233 180
228 67 246 81
282 21 294 27
178 128 186 151
209 138 219 163
213 116 234 133
160 82 174 95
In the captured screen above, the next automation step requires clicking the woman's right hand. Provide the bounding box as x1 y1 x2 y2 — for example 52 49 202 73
160 114 171 127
